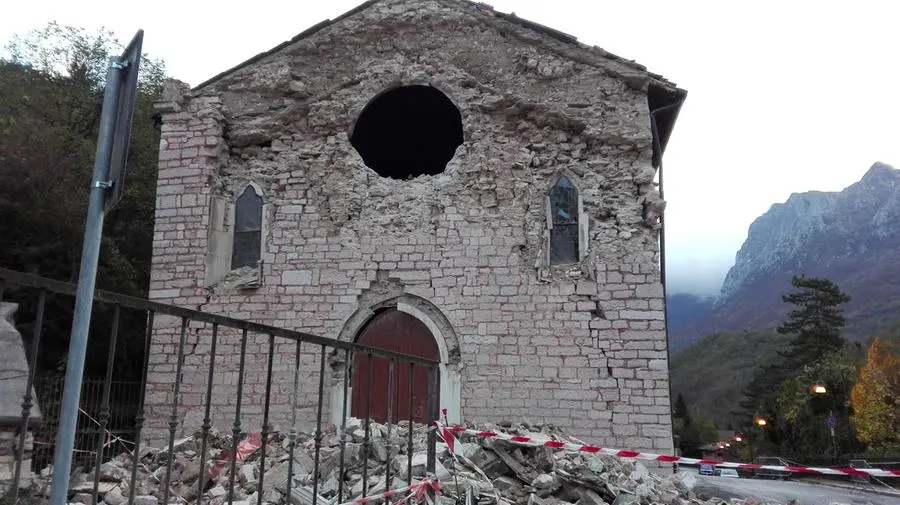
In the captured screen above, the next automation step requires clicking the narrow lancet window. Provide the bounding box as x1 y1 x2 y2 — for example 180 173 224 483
231 185 263 269
549 176 579 266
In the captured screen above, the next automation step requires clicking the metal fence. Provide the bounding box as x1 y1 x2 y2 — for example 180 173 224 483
30 378 142 472
0 266 440 505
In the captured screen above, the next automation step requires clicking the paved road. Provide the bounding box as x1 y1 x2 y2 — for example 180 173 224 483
693 474 900 504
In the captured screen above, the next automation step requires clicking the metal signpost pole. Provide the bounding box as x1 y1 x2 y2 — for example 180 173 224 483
47 28 142 503
827 411 837 462
48 57 124 505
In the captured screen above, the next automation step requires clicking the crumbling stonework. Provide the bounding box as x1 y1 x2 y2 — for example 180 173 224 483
0 303 40 494
32 421 753 505
146 0 686 456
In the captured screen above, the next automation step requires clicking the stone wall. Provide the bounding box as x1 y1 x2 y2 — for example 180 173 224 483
0 303 39 494
145 0 677 456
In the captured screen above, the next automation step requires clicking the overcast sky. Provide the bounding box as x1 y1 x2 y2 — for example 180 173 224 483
3 0 898 296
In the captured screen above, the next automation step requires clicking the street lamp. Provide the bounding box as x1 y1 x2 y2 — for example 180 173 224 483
754 416 767 427
811 383 827 394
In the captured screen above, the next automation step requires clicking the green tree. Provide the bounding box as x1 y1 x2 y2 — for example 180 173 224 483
736 442 757 463
674 392 691 427
737 275 852 456
672 392 695 455
678 418 718 457
736 361 782 447
851 338 900 455
772 347 862 460
0 23 165 379
776 275 852 370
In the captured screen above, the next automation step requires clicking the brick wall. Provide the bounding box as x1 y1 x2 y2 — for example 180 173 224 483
145 0 677 455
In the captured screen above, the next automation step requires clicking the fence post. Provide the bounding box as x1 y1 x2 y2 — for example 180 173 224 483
12 289 46 503
426 365 438 475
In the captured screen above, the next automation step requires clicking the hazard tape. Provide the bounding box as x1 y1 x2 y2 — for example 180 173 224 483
436 422 900 479
335 477 441 505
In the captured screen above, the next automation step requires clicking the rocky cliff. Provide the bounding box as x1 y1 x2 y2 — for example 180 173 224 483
670 162 900 353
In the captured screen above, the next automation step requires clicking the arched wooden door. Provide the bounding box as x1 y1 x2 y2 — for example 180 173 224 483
351 309 440 423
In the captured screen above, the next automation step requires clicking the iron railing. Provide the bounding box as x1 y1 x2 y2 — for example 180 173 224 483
0 266 440 505
28 378 142 472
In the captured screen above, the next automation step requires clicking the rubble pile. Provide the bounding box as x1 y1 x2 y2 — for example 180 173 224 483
35 420 780 505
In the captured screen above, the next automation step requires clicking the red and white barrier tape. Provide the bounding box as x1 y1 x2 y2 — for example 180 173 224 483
436 422 900 479
336 477 441 505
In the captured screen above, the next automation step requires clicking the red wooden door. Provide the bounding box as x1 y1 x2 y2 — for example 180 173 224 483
351 310 440 423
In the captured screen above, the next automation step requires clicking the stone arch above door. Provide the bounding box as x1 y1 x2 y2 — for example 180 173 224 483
332 294 462 426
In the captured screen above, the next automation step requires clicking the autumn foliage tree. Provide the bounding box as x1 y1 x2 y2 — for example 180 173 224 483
851 338 900 455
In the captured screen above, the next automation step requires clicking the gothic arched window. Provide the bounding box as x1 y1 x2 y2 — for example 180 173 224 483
231 185 263 269
548 176 579 266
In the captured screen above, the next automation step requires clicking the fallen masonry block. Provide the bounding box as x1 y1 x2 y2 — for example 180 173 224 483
285 484 331 505
16 420 784 505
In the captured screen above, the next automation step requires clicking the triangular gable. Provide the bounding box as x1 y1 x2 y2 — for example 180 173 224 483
193 0 682 95
188 0 686 165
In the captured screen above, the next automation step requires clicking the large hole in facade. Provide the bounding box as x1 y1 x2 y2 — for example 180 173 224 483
351 85 463 180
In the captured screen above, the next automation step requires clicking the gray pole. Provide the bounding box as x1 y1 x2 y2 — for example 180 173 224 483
48 57 123 505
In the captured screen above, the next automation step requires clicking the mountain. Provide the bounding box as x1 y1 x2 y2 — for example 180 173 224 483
666 293 714 335
670 162 900 354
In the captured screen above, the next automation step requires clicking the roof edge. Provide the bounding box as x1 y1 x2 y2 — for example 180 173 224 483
649 85 687 167
191 0 681 93
193 0 380 90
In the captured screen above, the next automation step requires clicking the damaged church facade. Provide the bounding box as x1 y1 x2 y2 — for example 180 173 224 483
146 0 686 455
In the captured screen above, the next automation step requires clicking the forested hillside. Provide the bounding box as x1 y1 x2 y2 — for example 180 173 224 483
670 331 788 428
670 277 900 461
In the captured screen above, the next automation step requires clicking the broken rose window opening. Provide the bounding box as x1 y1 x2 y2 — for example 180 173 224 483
350 85 463 180
231 185 263 270
549 176 579 266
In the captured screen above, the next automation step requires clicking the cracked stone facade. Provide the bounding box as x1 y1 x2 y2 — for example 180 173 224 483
145 0 686 456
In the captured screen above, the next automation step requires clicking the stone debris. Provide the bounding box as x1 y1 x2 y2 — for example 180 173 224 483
30 420 788 505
